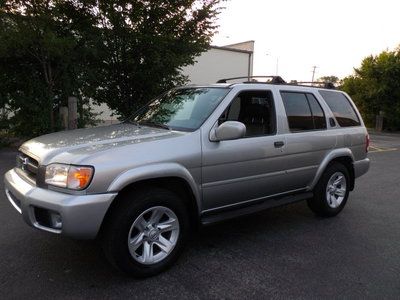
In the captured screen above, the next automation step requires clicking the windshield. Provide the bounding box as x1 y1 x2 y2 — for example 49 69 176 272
131 87 230 131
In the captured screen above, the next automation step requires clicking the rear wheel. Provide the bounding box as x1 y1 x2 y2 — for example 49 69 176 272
102 187 190 277
308 162 350 217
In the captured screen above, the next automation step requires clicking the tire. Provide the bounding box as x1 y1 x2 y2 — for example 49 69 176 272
307 162 350 217
101 187 190 277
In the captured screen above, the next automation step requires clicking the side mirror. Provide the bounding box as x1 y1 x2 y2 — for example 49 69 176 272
211 121 246 141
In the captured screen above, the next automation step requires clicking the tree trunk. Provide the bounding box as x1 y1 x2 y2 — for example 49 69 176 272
48 88 55 131
68 96 78 130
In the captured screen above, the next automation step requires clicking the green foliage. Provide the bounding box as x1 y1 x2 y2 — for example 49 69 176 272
341 48 400 130
0 0 222 137
0 0 98 136
317 76 339 83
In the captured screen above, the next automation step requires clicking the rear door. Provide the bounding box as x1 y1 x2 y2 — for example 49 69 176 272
279 90 337 191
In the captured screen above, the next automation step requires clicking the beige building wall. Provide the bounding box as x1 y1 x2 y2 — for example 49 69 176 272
181 42 254 84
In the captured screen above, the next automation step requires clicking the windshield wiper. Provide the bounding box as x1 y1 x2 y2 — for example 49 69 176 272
138 121 171 130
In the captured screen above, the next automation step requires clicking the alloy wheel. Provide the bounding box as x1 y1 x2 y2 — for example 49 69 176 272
127 206 180 265
326 172 347 208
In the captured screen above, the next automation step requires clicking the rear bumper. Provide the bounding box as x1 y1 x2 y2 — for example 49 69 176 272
353 158 370 178
4 168 117 239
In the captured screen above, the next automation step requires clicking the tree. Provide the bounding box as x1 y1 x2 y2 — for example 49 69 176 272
0 0 222 136
341 48 400 129
0 0 98 135
85 0 221 118
317 76 339 84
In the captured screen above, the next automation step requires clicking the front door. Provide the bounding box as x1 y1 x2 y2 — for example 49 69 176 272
201 89 288 211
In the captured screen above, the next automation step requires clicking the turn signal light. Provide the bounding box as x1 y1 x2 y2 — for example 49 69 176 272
67 166 94 190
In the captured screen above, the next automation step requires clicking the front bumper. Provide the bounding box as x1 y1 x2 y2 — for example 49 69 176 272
4 168 117 239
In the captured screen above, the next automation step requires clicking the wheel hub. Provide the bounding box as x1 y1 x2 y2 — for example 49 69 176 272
147 228 159 241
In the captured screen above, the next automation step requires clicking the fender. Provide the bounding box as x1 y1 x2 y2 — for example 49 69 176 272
307 148 354 190
107 162 202 212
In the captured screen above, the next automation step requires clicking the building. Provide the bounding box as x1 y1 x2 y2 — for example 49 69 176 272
181 40 254 84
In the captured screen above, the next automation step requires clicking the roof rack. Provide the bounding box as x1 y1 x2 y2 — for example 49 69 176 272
217 76 286 84
289 81 336 89
216 76 336 89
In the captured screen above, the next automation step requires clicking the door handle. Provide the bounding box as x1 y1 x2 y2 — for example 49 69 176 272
274 141 285 148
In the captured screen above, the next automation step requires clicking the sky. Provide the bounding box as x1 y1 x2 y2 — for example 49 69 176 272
212 0 400 82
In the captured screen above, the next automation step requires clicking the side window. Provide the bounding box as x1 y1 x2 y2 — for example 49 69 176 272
319 90 361 127
281 91 327 132
281 92 314 131
306 94 327 130
219 90 275 137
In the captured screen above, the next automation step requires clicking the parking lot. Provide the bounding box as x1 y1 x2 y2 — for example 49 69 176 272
0 133 399 299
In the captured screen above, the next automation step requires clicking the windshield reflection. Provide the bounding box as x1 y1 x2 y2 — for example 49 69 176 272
131 87 230 131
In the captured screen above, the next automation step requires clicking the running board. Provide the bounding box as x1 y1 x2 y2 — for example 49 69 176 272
201 192 313 225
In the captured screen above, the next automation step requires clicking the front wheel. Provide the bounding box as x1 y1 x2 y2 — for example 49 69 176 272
307 162 350 217
102 187 190 277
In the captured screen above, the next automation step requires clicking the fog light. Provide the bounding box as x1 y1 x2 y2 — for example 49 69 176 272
34 207 63 230
50 212 62 229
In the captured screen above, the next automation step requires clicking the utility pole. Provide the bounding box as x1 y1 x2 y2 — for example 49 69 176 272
266 52 279 75
311 66 317 82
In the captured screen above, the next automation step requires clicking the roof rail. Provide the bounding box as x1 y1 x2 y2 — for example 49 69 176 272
216 76 336 89
217 76 286 84
289 81 336 89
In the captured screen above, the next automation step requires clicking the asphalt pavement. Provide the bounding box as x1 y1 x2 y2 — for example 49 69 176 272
0 133 399 299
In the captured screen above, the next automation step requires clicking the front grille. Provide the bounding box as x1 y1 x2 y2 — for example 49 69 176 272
16 152 39 183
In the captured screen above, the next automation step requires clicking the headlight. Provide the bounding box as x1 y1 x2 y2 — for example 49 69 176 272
45 164 94 190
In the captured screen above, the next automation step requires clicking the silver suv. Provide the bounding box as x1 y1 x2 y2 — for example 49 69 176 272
4 76 370 277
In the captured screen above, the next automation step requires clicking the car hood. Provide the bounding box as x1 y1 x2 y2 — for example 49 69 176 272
19 123 185 165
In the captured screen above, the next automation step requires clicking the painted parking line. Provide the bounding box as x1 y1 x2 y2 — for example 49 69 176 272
369 145 398 153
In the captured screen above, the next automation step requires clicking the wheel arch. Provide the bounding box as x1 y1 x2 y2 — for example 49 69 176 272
309 149 355 191
99 164 202 236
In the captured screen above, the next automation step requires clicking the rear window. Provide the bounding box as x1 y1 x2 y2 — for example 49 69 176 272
319 90 361 127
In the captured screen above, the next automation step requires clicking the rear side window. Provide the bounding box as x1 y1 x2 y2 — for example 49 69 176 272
281 92 326 132
319 90 361 127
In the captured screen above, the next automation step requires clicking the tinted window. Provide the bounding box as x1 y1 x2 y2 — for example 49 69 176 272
306 94 327 129
219 90 275 137
281 92 314 131
319 90 361 127
281 92 327 131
